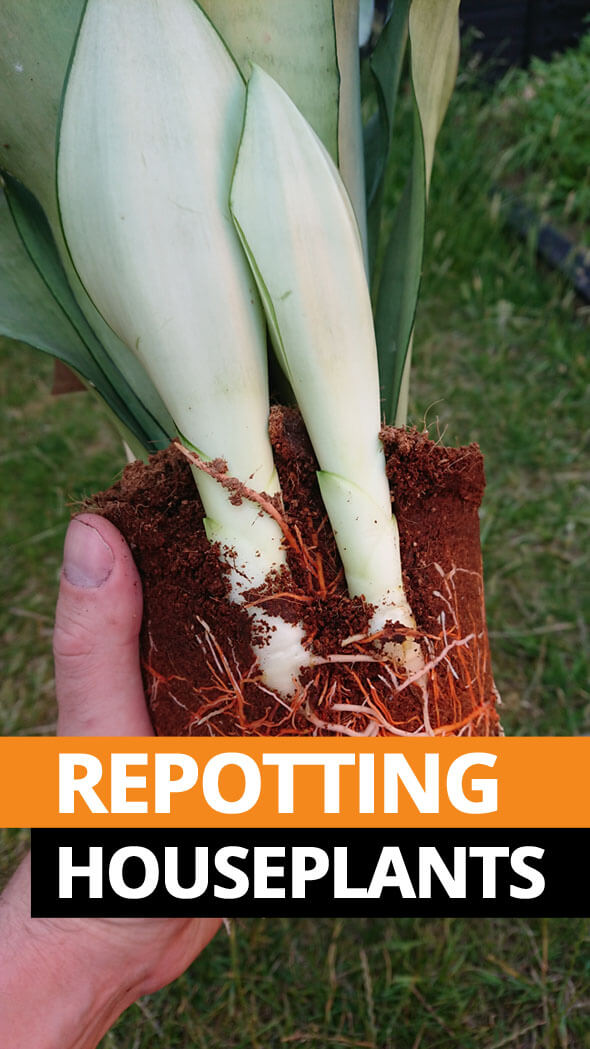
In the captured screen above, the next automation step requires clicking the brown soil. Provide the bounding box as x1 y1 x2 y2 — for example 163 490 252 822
89 407 501 737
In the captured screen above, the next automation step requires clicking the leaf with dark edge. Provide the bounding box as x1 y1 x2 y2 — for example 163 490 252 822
1 0 176 447
363 0 410 278
0 0 85 226
374 0 460 424
0 178 170 451
199 0 340 161
201 1 367 261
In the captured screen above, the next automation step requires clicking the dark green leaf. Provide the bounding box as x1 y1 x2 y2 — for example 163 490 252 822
364 0 410 276
374 0 460 423
0 1 85 225
0 178 171 451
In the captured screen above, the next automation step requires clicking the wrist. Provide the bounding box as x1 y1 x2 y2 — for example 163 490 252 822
0 856 141 1049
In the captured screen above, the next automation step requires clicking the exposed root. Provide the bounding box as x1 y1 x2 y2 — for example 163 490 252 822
94 415 499 738
244 592 314 608
142 559 497 737
177 441 302 556
136 444 499 737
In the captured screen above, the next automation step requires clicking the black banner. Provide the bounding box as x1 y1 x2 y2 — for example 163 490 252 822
31 828 588 917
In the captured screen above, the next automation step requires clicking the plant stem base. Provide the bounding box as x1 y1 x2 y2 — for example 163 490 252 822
89 407 501 737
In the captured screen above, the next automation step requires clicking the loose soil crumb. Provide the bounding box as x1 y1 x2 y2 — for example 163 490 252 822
89 407 501 737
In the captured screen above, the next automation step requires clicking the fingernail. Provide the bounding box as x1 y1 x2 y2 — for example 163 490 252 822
63 519 114 588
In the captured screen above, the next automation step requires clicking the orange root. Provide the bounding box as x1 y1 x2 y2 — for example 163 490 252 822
149 447 498 737
143 559 497 738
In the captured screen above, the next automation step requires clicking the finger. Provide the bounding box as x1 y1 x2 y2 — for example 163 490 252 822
54 513 153 736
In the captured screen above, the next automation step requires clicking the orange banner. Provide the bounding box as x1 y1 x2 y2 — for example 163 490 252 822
0 736 587 829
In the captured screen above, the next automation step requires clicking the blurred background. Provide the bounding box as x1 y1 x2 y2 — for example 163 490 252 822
1 4 589 1046
460 0 590 73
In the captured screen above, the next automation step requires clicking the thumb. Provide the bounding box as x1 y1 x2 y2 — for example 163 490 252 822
54 513 153 736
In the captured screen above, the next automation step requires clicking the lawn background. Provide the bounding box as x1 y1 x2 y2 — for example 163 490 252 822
1 34 589 1049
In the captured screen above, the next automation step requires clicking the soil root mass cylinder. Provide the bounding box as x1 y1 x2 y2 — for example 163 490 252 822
90 408 501 738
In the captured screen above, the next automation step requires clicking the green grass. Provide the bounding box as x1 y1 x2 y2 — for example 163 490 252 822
0 346 122 740
1 37 590 1049
467 31 590 246
104 916 590 1049
405 56 590 736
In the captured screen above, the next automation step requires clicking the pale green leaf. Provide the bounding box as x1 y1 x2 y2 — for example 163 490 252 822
231 66 383 496
202 0 368 254
58 0 284 573
0 0 176 446
411 0 460 190
56 249 179 447
317 471 405 605
231 67 407 603
199 0 340 161
358 0 374 47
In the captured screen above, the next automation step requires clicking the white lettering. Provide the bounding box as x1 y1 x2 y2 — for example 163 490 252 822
510 846 545 899
262 754 355 814
164 846 208 899
59 845 103 898
59 754 108 814
254 846 285 898
333 846 368 898
155 754 199 813
447 753 497 814
291 847 330 897
384 754 439 813
469 846 510 896
418 846 466 898
110 753 148 814
368 846 416 898
109 846 159 899
214 846 249 898
202 753 261 814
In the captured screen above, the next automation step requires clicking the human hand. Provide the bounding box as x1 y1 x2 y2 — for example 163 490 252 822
0 514 221 1049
